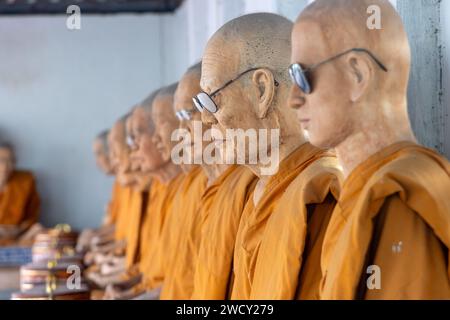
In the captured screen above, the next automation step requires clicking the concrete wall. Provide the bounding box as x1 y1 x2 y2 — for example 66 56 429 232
397 0 449 158
0 15 162 230
442 0 450 157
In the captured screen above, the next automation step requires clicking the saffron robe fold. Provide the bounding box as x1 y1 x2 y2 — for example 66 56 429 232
192 166 257 300
320 142 450 300
250 156 342 300
125 189 148 268
161 166 238 300
114 185 133 242
139 173 185 290
142 167 207 290
0 170 40 228
231 143 334 300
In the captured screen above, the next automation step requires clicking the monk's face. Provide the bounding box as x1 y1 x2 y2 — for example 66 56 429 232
289 21 355 149
126 115 140 172
131 107 165 173
108 121 132 181
174 73 207 172
0 148 14 187
201 39 279 162
92 138 112 175
152 95 179 163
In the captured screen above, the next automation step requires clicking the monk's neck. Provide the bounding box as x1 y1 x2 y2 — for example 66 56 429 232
249 133 305 182
251 135 305 206
336 128 416 179
152 161 181 185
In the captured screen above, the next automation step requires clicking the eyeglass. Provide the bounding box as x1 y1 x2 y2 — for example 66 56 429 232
288 48 388 95
193 67 279 114
175 108 196 121
126 135 135 148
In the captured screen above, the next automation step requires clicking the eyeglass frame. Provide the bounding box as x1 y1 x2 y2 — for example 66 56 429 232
193 67 279 114
288 48 388 95
175 108 197 121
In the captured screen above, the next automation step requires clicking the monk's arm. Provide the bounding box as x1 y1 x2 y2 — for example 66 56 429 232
365 195 450 300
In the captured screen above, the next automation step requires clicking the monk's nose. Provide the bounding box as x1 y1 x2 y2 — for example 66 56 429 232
288 84 306 110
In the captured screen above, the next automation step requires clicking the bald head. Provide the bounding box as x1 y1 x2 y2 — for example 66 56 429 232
297 0 410 94
203 13 292 84
289 0 416 175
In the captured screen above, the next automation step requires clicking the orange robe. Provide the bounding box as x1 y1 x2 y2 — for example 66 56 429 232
231 143 333 299
105 180 122 225
192 166 257 300
161 165 239 300
113 185 133 242
250 156 342 300
145 167 207 292
320 142 450 299
139 173 185 290
124 189 148 268
0 170 40 228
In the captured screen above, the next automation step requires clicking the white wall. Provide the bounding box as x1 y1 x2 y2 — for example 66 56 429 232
0 15 163 230
442 0 450 157
160 0 309 83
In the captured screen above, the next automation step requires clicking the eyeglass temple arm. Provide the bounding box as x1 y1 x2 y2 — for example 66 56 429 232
304 48 388 73
210 67 261 97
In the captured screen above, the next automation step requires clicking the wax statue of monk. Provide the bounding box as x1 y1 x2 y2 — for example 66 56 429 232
102 90 172 299
290 0 450 299
151 63 251 300
104 84 186 300
77 131 116 253
157 63 257 300
195 13 342 300
0 142 42 246
86 115 146 289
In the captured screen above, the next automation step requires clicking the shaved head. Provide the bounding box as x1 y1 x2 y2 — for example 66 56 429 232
185 61 202 80
203 13 293 84
290 0 416 176
297 0 410 95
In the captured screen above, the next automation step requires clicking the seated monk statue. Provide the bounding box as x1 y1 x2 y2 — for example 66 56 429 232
104 84 186 300
161 62 257 300
291 0 450 299
196 13 342 300
86 114 142 289
0 142 42 246
77 130 116 253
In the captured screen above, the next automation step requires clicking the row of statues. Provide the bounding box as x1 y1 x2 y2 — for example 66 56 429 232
2 0 449 300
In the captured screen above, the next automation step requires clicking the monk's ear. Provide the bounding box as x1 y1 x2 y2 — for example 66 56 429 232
252 68 276 119
345 53 371 102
